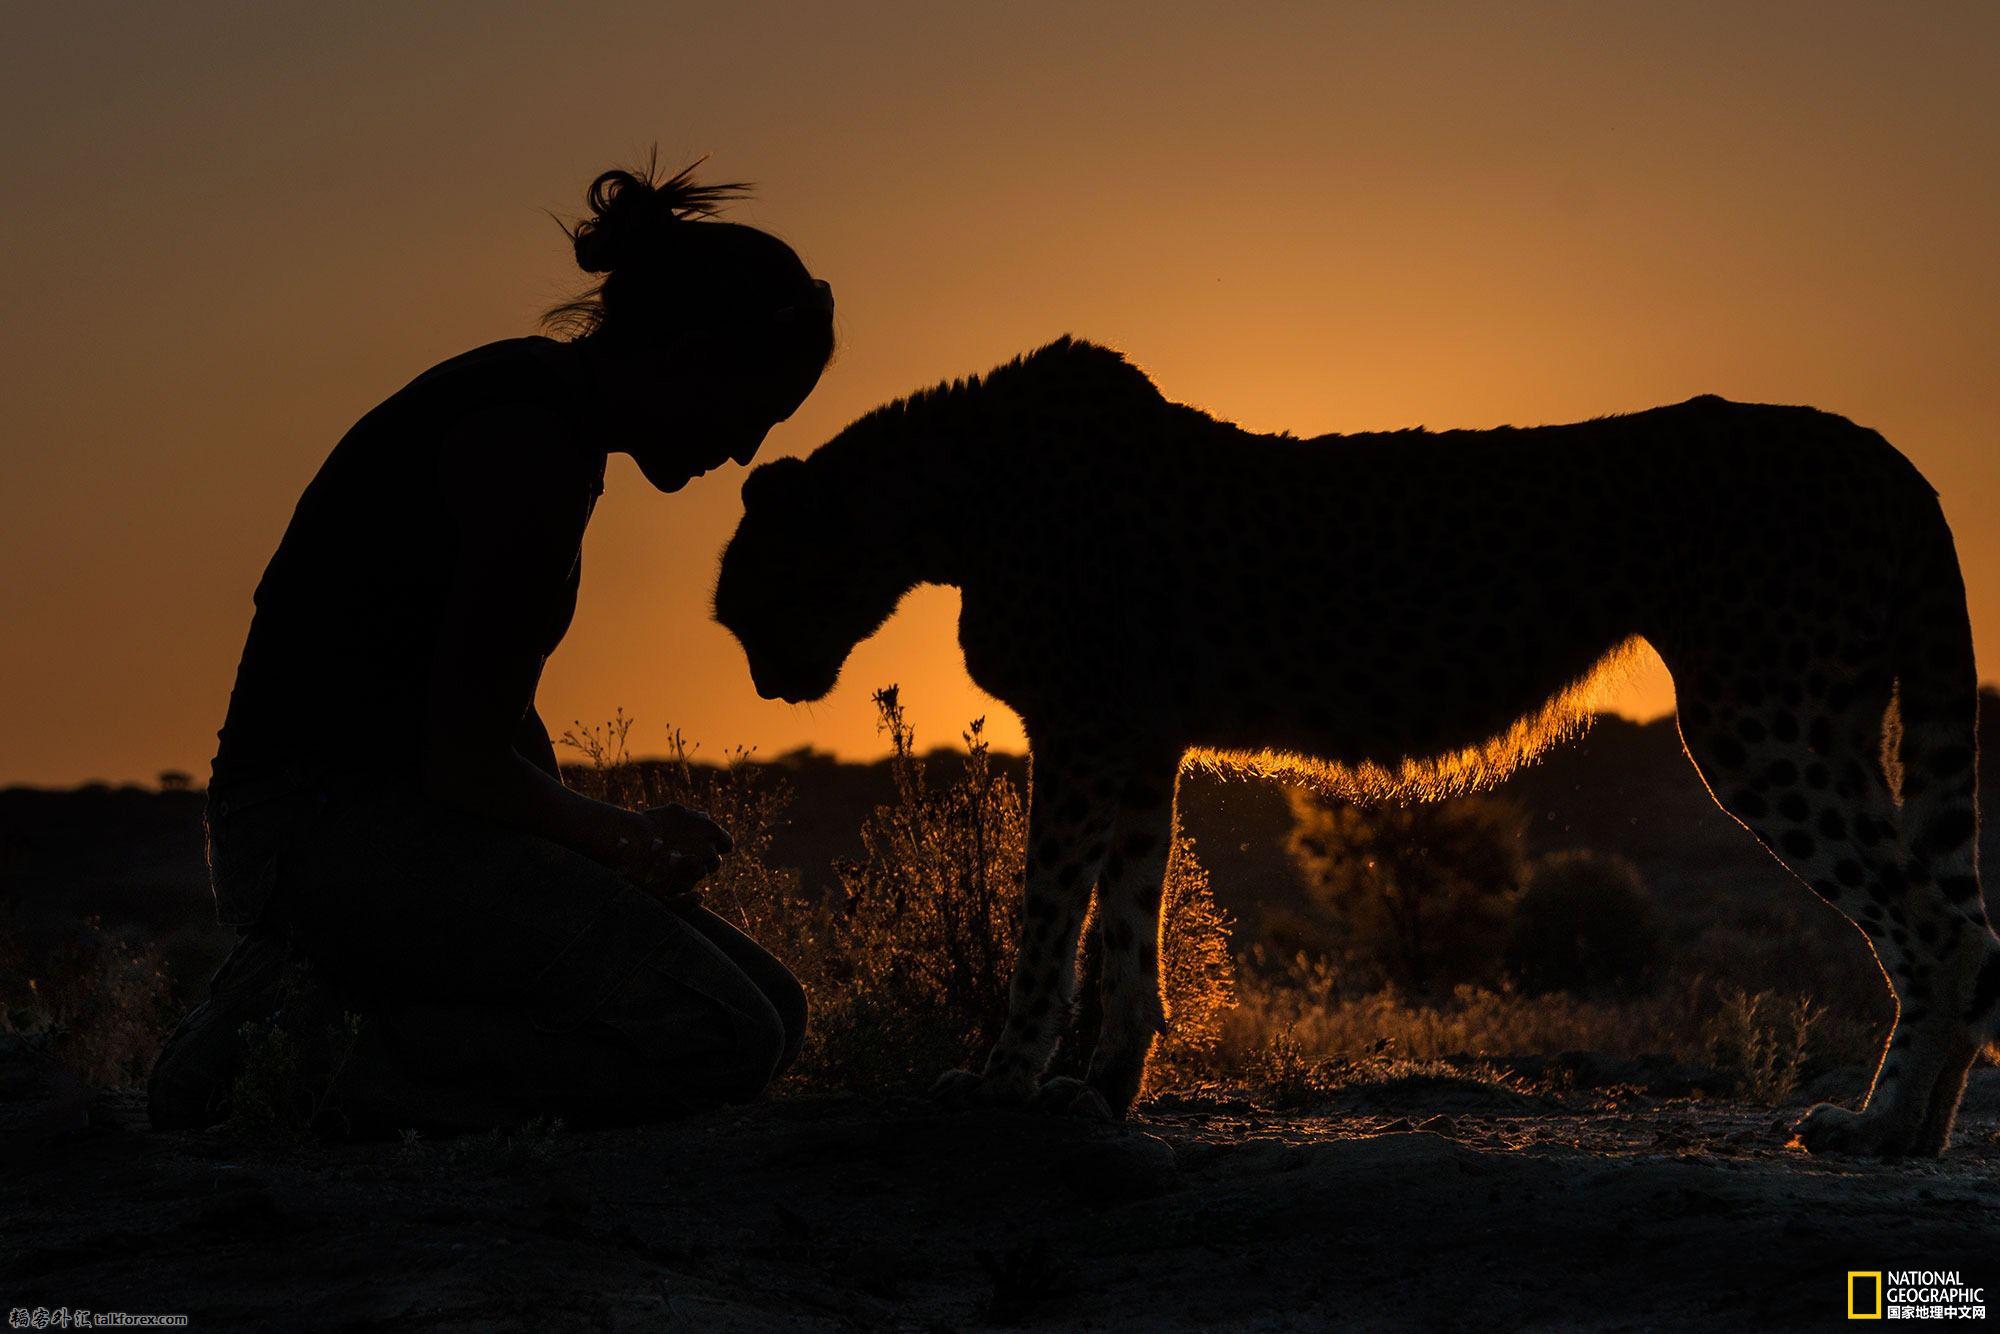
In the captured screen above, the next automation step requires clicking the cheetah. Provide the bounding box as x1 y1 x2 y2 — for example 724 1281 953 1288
713 336 1994 1157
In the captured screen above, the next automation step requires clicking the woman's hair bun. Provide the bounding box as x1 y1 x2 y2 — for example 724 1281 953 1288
567 152 751 275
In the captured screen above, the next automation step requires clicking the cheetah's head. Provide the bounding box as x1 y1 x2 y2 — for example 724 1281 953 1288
714 456 902 703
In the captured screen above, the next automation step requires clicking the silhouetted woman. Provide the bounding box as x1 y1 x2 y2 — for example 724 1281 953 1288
150 159 834 1133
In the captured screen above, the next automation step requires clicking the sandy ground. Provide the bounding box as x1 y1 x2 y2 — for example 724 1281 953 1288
6 1048 1998 1332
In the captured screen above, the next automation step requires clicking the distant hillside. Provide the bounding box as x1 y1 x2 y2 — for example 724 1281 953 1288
5 693 1994 1004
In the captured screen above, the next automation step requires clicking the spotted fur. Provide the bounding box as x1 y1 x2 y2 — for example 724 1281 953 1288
715 337 1993 1155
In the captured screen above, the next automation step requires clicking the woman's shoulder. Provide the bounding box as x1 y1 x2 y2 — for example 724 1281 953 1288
348 337 590 451
429 341 602 492
405 336 579 401
327 337 596 485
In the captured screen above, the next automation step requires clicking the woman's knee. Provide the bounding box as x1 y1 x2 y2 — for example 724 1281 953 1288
695 988 789 1103
661 907 809 1084
600 964 790 1104
766 968 809 1074
746 999 795 1098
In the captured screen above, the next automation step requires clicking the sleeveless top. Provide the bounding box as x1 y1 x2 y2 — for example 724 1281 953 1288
211 336 607 788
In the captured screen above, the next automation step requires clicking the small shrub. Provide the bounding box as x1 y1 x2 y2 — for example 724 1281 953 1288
224 1018 308 1144
1504 850 1662 997
806 687 1237 1095
223 982 367 1147
1153 832 1238 1064
821 688 1030 1078
1241 1020 1336 1108
219 955 366 1144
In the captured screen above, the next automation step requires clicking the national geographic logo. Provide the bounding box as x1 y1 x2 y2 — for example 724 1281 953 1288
1851 1273 1883 1321
1848 1270 1987 1321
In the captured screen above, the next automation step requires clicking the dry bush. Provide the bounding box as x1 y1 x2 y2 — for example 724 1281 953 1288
223 984 367 1147
800 688 1030 1088
0 911 178 1088
801 687 1236 1093
1151 832 1238 1065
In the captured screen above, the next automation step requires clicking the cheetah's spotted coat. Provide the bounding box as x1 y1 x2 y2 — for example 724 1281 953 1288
715 337 1994 1157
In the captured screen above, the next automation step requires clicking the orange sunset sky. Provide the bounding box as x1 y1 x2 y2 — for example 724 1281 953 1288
3 3 1995 788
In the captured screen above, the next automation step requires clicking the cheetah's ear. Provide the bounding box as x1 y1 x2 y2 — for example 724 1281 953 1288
742 456 806 509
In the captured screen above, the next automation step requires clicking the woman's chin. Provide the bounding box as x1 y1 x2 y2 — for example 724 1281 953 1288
634 452 732 493
633 455 696 492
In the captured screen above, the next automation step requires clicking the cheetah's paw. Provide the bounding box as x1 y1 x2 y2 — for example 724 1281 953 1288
1792 1102 1921 1159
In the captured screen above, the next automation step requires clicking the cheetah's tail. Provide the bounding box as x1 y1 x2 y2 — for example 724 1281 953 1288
1889 496 1999 1038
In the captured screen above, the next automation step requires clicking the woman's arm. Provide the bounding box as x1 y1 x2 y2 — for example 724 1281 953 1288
513 702 563 779
420 410 651 867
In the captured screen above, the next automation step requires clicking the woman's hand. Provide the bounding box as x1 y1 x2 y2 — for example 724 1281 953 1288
611 804 733 907
643 803 733 860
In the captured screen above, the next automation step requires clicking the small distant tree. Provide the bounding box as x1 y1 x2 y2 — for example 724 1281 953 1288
157 770 193 792
1504 849 1662 997
1285 792 1528 995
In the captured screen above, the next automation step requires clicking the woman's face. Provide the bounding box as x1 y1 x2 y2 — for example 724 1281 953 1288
601 336 826 492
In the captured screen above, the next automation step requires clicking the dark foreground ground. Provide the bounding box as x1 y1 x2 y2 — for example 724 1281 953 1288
7 1044 1997 1333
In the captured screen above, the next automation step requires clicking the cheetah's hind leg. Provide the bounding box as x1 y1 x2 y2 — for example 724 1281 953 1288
1072 760 1180 1116
1009 758 1181 1121
1885 597 1997 1157
1675 662 1987 1158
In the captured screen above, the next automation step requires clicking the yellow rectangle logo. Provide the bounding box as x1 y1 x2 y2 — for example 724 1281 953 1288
1848 1271 1883 1320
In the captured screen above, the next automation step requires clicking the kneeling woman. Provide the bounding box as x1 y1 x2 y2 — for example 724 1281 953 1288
150 160 834 1132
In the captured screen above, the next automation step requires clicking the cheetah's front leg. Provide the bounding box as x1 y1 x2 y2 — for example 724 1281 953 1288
933 742 1116 1110
1039 764 1179 1118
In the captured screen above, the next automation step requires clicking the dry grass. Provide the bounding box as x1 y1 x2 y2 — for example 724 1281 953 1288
5 695 1910 1117
1199 948 1877 1106
561 696 1874 1109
